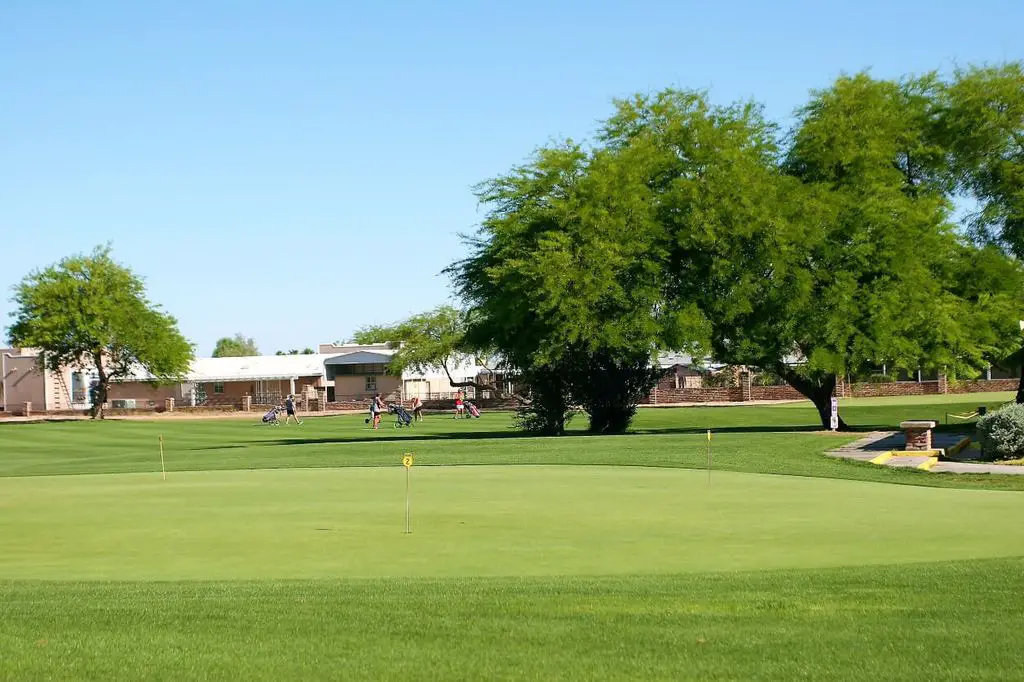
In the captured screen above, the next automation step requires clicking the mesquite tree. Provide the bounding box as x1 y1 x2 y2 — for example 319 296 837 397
8 246 193 419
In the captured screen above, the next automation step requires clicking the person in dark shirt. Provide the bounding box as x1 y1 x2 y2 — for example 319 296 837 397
284 394 302 425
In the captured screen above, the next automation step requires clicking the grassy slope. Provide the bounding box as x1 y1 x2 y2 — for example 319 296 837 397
4 559 1024 681
0 395 1019 490
3 466 1023 580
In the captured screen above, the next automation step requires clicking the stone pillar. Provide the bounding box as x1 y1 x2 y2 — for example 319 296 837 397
901 420 936 451
164 398 175 413
22 401 31 418
241 396 252 412
740 371 752 402
937 374 948 394
835 375 846 398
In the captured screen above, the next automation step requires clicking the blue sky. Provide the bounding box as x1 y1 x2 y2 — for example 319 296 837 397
2 0 1021 356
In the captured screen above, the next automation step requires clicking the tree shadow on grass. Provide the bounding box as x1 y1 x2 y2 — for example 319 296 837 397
191 423 888 450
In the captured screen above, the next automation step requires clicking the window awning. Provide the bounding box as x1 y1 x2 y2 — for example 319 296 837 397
186 375 302 383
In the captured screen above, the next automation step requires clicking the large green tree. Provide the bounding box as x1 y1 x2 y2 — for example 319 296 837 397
8 246 194 419
212 333 259 358
941 62 1024 401
446 66 1023 432
450 139 707 434
601 77 1023 429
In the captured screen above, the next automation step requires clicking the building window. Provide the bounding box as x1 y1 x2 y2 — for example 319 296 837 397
365 376 377 392
214 382 225 394
327 363 389 379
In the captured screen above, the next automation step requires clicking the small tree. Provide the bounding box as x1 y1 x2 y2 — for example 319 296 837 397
8 246 194 419
352 306 526 401
212 333 259 357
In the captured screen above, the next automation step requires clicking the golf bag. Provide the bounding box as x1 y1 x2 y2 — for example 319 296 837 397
389 403 413 428
262 407 281 425
465 401 481 418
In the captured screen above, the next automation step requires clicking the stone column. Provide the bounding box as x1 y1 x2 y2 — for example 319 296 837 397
164 398 175 413
241 395 252 412
740 371 752 402
937 374 948 394
901 420 936 451
22 401 32 418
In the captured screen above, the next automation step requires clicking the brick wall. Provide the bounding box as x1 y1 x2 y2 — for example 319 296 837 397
947 378 1018 394
848 381 941 398
642 376 1015 404
642 387 745 403
749 384 804 400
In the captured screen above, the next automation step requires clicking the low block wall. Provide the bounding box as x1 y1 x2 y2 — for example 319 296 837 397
947 379 1018 394
643 376 1016 404
641 387 745 404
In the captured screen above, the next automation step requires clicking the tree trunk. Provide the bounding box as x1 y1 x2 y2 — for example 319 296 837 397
775 363 850 431
91 354 108 420
1017 365 1024 404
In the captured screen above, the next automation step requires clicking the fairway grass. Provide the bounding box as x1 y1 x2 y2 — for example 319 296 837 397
2 395 1023 491
4 559 1024 680
3 466 1024 580
3 398 1024 679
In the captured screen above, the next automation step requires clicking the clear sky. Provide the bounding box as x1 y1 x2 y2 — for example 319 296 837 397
2 0 1021 356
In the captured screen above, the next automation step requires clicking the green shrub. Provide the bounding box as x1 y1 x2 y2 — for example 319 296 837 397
976 403 1024 461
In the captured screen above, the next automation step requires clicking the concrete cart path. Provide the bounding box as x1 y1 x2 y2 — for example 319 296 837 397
828 431 1024 475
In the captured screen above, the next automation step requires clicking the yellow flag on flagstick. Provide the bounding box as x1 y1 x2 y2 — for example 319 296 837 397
707 429 711 442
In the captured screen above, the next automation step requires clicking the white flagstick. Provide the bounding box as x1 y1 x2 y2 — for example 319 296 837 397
706 430 712 485
159 435 166 481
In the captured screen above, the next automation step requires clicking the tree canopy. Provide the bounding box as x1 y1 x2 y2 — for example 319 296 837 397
7 245 194 418
351 306 521 399
447 64 1024 431
275 348 315 355
212 334 259 358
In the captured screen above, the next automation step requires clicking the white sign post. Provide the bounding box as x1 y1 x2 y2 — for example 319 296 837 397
829 397 839 431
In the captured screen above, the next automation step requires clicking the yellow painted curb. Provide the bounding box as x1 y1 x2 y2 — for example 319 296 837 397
945 436 971 458
870 451 895 465
917 457 939 471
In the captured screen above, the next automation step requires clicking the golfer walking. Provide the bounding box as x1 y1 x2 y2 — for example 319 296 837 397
284 394 303 425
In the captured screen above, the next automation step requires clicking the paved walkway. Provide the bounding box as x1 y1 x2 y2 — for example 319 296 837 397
828 431 1024 475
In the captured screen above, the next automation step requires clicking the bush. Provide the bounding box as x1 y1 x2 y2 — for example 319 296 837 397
513 367 575 436
976 403 1024 461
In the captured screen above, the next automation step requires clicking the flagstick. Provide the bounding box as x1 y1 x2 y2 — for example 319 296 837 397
404 465 411 534
706 429 712 485
159 435 166 481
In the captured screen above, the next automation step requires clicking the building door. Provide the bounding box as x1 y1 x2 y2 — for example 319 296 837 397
404 379 426 399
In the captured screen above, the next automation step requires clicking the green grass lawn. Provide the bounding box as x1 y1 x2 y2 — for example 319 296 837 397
5 559 1023 681
2 395 1023 680
0 394 1019 490
4 466 1023 580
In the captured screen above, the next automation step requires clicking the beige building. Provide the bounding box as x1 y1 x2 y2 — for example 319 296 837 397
2 343 487 413
1 348 94 412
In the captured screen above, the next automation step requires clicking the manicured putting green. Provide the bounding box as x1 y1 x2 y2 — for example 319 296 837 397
3 465 1022 580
